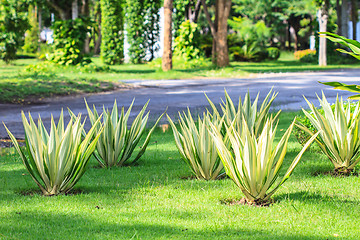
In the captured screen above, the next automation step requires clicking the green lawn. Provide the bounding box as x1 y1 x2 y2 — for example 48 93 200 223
0 111 359 239
0 54 360 103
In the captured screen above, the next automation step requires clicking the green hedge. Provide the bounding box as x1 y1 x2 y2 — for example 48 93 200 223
100 0 124 65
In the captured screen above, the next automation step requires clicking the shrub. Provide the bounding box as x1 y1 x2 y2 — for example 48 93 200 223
294 49 316 61
174 20 201 61
126 0 161 63
266 47 280 60
22 5 39 54
74 99 164 168
0 0 29 63
297 94 360 175
49 18 90 65
4 111 102 196
100 0 124 65
167 110 224 180
210 118 319 205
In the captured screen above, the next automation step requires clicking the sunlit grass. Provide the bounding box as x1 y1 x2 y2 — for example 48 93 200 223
0 112 360 239
0 54 359 103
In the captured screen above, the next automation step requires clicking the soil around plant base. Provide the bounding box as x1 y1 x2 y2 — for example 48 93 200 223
220 197 274 207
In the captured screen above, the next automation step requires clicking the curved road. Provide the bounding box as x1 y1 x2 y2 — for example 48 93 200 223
0 69 359 138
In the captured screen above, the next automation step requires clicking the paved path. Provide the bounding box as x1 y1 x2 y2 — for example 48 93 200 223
0 69 359 138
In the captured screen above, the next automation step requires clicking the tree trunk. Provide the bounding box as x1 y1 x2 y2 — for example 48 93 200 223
341 0 349 38
318 1 329 66
202 0 231 67
72 0 78 20
46 0 70 20
211 0 219 64
216 0 231 67
162 0 173 71
351 0 358 40
336 0 342 35
189 0 202 23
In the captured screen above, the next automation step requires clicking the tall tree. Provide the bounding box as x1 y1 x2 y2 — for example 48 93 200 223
126 0 146 63
126 0 161 63
350 0 358 40
317 0 330 66
340 0 349 38
173 0 202 37
144 0 161 61
201 0 232 67
0 0 29 63
162 0 173 71
100 0 124 65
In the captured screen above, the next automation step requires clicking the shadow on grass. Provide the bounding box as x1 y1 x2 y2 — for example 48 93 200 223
274 190 358 205
0 210 328 239
108 69 156 74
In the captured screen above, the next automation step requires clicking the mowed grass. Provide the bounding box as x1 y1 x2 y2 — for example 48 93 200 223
0 112 360 239
1 53 360 103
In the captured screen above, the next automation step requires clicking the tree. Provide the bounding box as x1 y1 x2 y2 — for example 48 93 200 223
143 0 161 61
23 4 40 53
350 0 358 40
162 0 173 71
0 0 29 63
317 0 330 66
201 0 232 67
100 0 124 65
45 0 73 20
126 0 161 63
173 0 202 37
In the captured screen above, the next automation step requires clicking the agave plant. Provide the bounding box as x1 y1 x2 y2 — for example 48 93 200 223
78 99 164 168
167 109 224 180
210 118 319 205
206 89 281 137
4 111 102 196
296 93 360 174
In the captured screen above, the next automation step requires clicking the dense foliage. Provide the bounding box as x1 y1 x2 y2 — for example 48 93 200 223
126 0 161 63
49 18 89 65
297 94 360 174
0 0 29 63
5 111 102 196
168 110 224 180
100 0 124 65
174 20 201 61
23 5 39 53
77 99 164 168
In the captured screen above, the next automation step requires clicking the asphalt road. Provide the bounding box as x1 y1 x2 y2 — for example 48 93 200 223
0 69 359 138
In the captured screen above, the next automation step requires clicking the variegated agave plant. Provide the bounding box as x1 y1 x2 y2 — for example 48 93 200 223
77 99 164 168
167 109 224 180
210 118 319 205
297 93 360 174
206 89 281 137
4 111 102 196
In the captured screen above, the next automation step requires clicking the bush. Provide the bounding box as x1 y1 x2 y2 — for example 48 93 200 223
74 99 164 168
49 18 90 65
4 111 102 196
229 43 267 62
297 95 360 174
210 118 318 205
22 5 39 54
294 49 316 60
267 47 280 60
294 100 358 146
100 0 124 65
0 0 29 63
174 20 201 61
167 110 224 180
